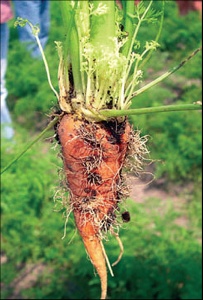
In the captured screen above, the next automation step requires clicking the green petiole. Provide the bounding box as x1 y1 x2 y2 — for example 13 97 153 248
100 103 202 118
129 46 202 101
1 117 59 175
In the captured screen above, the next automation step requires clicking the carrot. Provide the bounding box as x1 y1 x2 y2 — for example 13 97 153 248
57 113 132 299
12 4 202 300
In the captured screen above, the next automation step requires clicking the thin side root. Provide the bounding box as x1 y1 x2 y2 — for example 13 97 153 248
100 240 114 278
111 230 124 267
61 209 72 239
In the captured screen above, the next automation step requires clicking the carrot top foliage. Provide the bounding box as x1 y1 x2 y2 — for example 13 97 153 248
56 0 163 120
13 0 201 126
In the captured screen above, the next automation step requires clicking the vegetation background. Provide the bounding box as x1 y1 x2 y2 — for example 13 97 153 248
1 1 202 299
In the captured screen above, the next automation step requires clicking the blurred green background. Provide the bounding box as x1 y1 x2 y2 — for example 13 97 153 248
1 1 202 299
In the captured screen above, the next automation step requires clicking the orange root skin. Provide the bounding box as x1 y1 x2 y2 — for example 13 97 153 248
74 209 107 299
57 113 131 299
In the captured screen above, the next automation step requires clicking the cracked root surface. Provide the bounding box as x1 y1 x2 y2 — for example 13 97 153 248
57 114 131 236
57 113 131 299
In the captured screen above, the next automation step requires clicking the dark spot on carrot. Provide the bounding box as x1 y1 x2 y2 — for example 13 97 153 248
93 207 101 214
101 209 116 232
82 197 90 204
66 162 74 171
102 118 127 144
91 189 97 197
84 187 91 193
107 135 117 144
87 173 102 185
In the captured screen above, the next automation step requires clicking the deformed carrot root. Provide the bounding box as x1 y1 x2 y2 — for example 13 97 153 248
56 113 148 299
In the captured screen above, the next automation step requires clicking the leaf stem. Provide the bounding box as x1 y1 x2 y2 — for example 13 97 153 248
129 47 202 100
1 117 59 175
90 1 115 49
100 103 202 118
121 0 135 57
35 34 59 100
14 17 59 100
139 0 165 69
125 0 153 64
